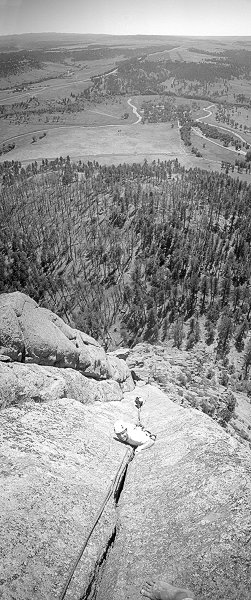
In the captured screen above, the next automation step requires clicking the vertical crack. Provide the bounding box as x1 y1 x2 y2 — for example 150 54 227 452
113 460 131 504
80 526 117 600
80 454 133 600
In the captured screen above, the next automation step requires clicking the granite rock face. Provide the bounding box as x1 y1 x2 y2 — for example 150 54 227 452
0 361 123 410
95 386 251 600
0 397 135 600
0 292 134 389
1 383 250 600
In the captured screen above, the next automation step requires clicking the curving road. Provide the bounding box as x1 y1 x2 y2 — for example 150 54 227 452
193 103 247 155
127 98 142 124
192 126 246 155
195 103 215 123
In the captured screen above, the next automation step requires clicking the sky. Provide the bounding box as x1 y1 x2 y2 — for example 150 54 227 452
0 0 251 37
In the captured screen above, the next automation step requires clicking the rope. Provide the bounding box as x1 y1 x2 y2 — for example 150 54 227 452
58 446 133 600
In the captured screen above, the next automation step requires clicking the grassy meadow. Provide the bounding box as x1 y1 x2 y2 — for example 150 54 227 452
2 121 195 167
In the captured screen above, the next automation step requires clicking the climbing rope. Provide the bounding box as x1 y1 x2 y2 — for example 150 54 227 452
58 446 134 600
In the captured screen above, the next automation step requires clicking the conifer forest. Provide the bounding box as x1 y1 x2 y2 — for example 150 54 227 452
1 156 251 376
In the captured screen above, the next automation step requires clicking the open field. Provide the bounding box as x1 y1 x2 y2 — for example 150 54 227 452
149 46 221 63
2 115 249 181
0 97 135 142
0 122 190 163
0 75 91 105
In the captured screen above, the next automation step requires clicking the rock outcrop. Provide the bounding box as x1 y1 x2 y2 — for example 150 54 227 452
0 361 123 409
0 292 134 408
125 342 251 447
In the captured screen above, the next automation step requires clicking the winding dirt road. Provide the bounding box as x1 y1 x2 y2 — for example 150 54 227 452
127 98 142 124
193 103 247 155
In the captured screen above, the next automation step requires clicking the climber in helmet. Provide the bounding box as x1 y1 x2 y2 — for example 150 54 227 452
114 418 155 454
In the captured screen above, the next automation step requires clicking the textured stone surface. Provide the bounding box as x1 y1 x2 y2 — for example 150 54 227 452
20 304 79 368
1 372 251 600
107 354 135 392
0 362 21 409
39 308 77 340
0 361 123 409
0 291 37 317
96 385 251 600
0 306 24 361
0 398 135 600
78 338 109 379
0 292 134 388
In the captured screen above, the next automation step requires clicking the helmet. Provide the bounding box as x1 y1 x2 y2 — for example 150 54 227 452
114 420 127 434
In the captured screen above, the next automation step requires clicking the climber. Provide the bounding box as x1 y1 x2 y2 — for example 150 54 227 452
135 396 145 410
135 395 145 425
140 578 195 600
114 419 155 454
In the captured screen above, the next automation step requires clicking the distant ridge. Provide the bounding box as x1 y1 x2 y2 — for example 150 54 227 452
1 32 250 51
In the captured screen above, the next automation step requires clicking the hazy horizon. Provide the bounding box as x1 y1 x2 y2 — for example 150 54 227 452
1 0 251 38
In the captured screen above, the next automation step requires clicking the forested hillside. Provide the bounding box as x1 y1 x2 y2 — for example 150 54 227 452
96 54 251 104
1 157 251 376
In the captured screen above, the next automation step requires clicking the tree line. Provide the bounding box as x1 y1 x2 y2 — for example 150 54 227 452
1 156 251 381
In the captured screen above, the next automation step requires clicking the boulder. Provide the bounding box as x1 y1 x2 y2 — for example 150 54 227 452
107 354 134 392
72 330 114 377
78 338 110 379
0 293 134 388
20 303 79 368
0 290 37 317
0 362 123 409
